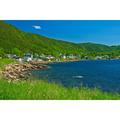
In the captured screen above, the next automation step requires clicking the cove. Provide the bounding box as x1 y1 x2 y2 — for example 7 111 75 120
31 60 120 92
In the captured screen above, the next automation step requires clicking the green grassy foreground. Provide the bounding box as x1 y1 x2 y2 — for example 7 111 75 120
0 58 120 100
0 79 120 100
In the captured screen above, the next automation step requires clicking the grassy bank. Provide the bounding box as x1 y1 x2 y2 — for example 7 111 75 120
0 79 120 100
0 58 120 100
0 58 16 70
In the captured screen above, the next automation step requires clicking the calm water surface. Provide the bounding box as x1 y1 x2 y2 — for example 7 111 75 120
32 60 120 92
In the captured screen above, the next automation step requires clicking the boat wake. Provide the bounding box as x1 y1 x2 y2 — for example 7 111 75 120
72 75 83 79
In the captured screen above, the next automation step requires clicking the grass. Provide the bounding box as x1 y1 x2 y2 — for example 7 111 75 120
0 58 16 70
0 58 120 100
0 79 120 100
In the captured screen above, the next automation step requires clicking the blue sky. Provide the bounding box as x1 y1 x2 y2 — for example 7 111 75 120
4 20 120 45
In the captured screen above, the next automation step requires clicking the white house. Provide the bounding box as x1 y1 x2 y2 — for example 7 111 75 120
62 55 67 59
16 58 23 63
46 55 55 61
24 53 33 62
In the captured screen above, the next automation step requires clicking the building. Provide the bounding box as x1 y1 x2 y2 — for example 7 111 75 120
46 55 55 61
24 53 33 62
61 55 67 59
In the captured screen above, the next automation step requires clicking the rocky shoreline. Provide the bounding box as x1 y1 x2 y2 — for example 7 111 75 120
2 60 80 81
2 62 49 81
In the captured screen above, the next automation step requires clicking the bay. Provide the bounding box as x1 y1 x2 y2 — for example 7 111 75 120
32 60 120 92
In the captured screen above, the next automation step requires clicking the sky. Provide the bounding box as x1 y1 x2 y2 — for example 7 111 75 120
4 20 120 45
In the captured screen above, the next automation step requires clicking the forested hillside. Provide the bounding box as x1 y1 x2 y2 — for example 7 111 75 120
0 21 120 57
0 21 85 57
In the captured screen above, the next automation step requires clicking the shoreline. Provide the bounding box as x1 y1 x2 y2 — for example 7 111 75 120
1 59 80 81
2 58 120 81
2 61 49 81
1 59 120 99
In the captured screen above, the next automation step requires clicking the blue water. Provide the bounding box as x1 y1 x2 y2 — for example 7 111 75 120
32 60 120 92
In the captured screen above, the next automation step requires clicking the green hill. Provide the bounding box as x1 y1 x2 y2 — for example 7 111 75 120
0 21 85 57
0 21 120 57
78 42 111 52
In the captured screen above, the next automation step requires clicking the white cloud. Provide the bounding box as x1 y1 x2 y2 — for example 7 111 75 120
32 25 42 30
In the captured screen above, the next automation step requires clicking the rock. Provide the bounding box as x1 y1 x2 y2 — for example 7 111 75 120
3 62 48 81
19 73 25 78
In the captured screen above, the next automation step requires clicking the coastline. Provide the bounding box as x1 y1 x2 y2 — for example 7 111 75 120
2 58 120 81
1 59 81 81
2 61 49 81
1 58 120 99
1 59 79 81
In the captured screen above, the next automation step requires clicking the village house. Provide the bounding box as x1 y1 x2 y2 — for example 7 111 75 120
55 58 61 62
61 55 67 59
39 54 49 61
16 58 23 63
46 55 55 61
102 55 110 60
6 54 18 59
67 54 77 59
95 56 103 60
24 53 33 62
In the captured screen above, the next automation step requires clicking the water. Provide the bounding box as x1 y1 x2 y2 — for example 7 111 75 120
31 60 120 92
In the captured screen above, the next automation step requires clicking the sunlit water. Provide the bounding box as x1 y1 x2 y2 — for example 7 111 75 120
31 60 120 92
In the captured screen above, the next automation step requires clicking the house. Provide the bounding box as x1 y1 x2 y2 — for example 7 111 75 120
95 55 110 60
12 54 19 59
39 54 49 61
95 56 103 60
103 55 110 60
33 57 43 62
55 58 61 62
37 59 43 62
24 53 33 62
16 58 23 63
6 54 18 59
67 54 76 59
61 55 67 59
46 55 55 61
